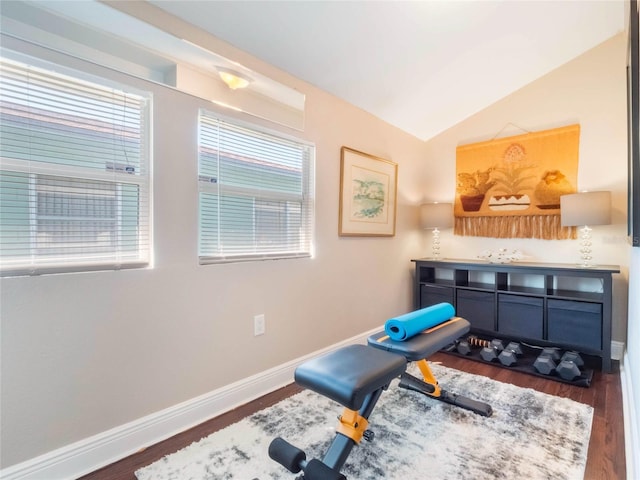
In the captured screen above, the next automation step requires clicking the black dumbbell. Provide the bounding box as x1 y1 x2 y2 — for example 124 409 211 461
456 340 472 355
498 349 519 366
557 359 581 380
491 339 505 351
498 342 523 367
505 342 523 355
541 347 561 361
533 352 557 375
480 346 499 362
561 351 584 367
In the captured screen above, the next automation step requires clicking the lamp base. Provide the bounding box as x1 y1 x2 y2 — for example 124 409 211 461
577 225 594 268
431 227 442 259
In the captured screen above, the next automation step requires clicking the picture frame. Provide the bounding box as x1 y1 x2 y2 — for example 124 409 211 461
628 0 639 246
339 146 398 236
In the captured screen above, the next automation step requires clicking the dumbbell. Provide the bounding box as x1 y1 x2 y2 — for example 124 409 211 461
533 347 563 374
480 338 522 367
533 352 557 375
541 347 561 361
561 351 584 367
456 340 472 355
505 342 523 355
555 351 583 380
480 346 499 362
498 342 522 367
534 348 583 380
556 359 581 380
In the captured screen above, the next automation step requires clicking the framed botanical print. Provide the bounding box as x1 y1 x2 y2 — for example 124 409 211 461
339 147 398 236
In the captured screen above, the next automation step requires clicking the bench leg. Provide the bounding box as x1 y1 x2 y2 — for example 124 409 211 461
322 387 384 471
399 360 493 417
416 359 442 397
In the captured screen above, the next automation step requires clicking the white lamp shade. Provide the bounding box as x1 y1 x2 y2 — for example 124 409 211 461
420 202 453 229
560 191 611 227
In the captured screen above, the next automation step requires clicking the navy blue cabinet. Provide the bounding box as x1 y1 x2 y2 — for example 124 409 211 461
412 259 619 372
420 284 454 306
498 294 544 338
457 290 494 332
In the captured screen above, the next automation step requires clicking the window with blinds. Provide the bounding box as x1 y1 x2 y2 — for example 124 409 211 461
198 111 315 263
0 56 151 276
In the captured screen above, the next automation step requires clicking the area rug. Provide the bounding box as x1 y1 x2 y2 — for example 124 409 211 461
135 364 593 480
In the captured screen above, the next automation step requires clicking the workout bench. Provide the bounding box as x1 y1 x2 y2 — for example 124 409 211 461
269 316 492 480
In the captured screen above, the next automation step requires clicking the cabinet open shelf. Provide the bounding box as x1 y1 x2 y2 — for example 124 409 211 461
549 289 604 302
412 258 620 372
497 285 547 296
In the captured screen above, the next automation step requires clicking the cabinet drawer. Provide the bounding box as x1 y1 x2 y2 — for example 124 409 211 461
456 290 494 331
420 284 454 307
498 294 543 339
548 299 602 350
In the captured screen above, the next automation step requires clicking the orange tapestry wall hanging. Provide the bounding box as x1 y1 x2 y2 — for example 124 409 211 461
455 124 580 239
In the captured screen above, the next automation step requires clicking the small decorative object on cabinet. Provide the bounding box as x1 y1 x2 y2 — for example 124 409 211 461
412 258 620 372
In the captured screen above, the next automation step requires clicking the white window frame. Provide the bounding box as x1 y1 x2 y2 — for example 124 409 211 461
0 52 152 276
198 110 315 264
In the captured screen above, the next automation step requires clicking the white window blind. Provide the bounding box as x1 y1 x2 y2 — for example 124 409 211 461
198 111 314 263
0 56 151 276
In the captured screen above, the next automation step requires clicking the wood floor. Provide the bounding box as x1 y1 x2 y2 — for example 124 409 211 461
79 352 626 480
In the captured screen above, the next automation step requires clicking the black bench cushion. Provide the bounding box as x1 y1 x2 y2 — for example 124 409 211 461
294 344 407 411
367 317 470 361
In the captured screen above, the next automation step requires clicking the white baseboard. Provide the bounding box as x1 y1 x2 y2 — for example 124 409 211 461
0 327 381 480
621 351 639 480
612 341 625 361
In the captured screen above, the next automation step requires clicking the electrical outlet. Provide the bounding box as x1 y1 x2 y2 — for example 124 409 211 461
254 314 265 336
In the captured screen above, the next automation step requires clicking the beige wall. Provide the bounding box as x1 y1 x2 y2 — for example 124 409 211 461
0 8 630 473
422 33 630 341
0 34 426 469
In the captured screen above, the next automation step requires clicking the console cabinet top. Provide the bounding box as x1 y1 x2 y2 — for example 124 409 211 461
412 258 620 276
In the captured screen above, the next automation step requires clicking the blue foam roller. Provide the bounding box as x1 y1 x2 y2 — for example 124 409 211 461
384 303 455 341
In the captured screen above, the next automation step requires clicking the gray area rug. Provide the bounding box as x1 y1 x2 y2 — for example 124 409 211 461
136 363 593 480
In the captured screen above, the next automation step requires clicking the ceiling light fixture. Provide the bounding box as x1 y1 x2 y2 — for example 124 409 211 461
216 67 252 90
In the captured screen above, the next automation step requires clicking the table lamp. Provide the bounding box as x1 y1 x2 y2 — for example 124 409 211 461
560 191 611 267
420 202 453 259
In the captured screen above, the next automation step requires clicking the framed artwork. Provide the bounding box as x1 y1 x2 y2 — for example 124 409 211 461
454 124 580 240
339 146 397 236
628 0 639 246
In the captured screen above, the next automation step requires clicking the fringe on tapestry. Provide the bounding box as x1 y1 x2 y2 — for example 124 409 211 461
454 214 576 240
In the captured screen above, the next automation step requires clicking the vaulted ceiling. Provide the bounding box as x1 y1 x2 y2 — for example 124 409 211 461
150 1 625 141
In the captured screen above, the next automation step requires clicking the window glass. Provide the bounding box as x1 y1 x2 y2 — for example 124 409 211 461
198 112 314 263
0 55 151 276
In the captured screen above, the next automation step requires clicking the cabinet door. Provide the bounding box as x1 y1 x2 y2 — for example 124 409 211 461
420 284 454 307
498 294 543 339
456 289 494 332
547 299 602 350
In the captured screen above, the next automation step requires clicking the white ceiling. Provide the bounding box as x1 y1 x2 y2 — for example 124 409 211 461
151 1 625 141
